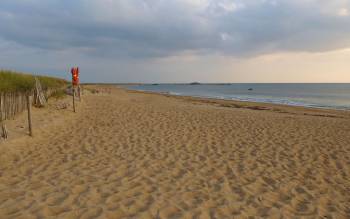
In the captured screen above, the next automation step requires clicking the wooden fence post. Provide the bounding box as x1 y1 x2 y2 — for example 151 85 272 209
26 94 33 137
1 122 8 139
78 85 82 101
72 86 76 113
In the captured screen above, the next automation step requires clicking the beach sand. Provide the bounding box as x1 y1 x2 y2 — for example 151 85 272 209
1 85 350 218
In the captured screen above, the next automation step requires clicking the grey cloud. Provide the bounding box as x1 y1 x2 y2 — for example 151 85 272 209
0 0 350 59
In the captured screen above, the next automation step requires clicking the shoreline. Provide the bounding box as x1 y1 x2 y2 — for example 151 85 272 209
123 87 350 119
123 85 350 112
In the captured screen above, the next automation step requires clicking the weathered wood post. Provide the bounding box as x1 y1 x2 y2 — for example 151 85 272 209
72 86 76 113
26 94 33 137
1 122 8 139
78 85 82 101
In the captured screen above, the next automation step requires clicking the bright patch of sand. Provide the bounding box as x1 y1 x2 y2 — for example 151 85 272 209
0 85 350 218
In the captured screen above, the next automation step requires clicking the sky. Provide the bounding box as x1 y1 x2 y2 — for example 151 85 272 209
0 0 350 83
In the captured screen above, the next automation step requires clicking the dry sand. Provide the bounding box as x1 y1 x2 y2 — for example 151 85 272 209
0 85 350 219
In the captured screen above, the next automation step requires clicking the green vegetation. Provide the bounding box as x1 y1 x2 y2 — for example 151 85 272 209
50 89 66 99
0 70 67 93
37 75 68 90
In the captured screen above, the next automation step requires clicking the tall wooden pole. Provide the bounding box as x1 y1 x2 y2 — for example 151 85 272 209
72 86 76 113
26 94 33 137
78 85 81 101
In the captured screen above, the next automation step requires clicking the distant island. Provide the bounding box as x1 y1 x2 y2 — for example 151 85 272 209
189 82 201 85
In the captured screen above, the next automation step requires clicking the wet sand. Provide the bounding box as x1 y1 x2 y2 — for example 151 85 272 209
1 85 350 218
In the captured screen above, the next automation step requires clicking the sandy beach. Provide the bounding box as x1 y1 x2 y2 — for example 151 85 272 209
0 85 349 218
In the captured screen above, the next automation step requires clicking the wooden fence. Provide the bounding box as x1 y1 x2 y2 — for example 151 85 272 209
0 92 30 121
0 87 64 139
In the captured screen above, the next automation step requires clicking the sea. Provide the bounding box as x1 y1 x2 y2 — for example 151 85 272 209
126 83 350 110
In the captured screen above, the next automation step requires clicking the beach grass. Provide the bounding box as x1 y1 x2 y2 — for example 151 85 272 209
50 89 67 99
0 70 67 93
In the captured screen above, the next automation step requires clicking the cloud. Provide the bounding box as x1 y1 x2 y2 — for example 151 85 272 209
1 0 350 59
338 8 349 16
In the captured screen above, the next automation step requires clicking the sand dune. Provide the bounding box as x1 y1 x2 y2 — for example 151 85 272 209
0 85 349 218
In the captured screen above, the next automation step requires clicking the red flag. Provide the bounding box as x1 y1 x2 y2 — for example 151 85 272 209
71 67 80 85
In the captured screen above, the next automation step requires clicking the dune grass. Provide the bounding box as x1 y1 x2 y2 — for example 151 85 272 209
0 70 67 93
50 90 67 99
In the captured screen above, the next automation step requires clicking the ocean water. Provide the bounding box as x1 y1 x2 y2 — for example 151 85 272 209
126 84 350 110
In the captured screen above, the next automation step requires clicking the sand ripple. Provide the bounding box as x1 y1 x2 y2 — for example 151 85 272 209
0 86 350 218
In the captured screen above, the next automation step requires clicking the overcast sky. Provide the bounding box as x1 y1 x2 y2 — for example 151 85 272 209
1 0 350 83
